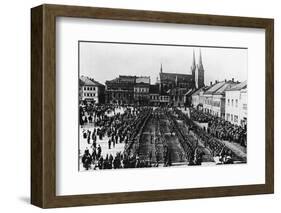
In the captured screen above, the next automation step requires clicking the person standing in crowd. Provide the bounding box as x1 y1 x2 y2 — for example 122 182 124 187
82 148 92 170
108 139 111 149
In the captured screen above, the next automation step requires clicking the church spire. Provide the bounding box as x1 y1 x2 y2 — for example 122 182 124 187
191 49 196 88
197 48 205 88
199 49 203 68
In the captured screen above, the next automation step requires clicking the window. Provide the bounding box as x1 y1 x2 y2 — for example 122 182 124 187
235 99 238 107
231 99 234 107
226 113 230 121
228 99 230 106
231 114 233 121
234 115 238 123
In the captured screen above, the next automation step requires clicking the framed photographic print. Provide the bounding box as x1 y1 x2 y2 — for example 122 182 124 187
31 4 274 208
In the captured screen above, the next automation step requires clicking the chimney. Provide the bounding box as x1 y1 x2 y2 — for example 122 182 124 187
225 79 227 82
210 81 212 86
215 80 218 84
232 78 234 82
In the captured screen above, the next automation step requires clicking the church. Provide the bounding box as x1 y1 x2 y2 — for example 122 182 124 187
159 49 205 107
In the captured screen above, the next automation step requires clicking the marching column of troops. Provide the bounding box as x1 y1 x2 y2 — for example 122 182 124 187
80 104 173 170
174 108 245 164
80 103 246 170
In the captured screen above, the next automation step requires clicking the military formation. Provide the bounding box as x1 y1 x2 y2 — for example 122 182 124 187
79 101 247 171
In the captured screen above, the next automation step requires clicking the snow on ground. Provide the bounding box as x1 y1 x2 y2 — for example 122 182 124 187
79 107 126 171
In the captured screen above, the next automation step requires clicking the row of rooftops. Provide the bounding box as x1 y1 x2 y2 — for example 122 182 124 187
80 75 152 87
79 76 104 87
105 75 151 84
80 75 247 97
192 80 247 97
159 72 194 83
81 72 194 87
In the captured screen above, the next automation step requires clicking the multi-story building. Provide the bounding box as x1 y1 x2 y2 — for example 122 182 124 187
134 82 150 105
202 80 238 118
79 76 105 104
105 75 136 104
104 49 206 106
149 84 160 106
225 81 247 127
159 92 170 106
168 87 189 107
191 86 209 109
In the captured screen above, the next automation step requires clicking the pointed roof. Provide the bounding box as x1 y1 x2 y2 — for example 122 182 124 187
198 49 204 70
214 82 238 95
199 49 202 65
204 81 226 94
80 76 103 86
226 81 247 91
192 86 210 96
204 81 238 95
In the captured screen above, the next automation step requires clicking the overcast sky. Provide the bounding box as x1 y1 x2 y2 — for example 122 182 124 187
79 41 247 85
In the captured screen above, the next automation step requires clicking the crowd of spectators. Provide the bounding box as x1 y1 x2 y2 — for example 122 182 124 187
190 108 247 147
80 103 158 170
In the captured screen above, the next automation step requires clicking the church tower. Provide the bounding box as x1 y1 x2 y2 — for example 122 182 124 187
190 50 196 88
197 49 205 88
159 63 163 92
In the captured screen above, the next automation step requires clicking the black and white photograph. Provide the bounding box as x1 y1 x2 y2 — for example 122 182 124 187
78 41 248 172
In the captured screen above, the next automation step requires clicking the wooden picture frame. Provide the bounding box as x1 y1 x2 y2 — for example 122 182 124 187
31 4 274 208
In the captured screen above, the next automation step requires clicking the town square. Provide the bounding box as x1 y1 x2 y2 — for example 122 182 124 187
79 44 247 171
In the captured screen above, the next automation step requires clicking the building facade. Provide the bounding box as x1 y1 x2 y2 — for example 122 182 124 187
149 84 160 106
169 87 189 107
134 82 150 105
105 75 136 104
191 86 209 109
159 93 170 106
202 80 238 118
225 81 247 127
79 76 105 104
104 50 206 106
